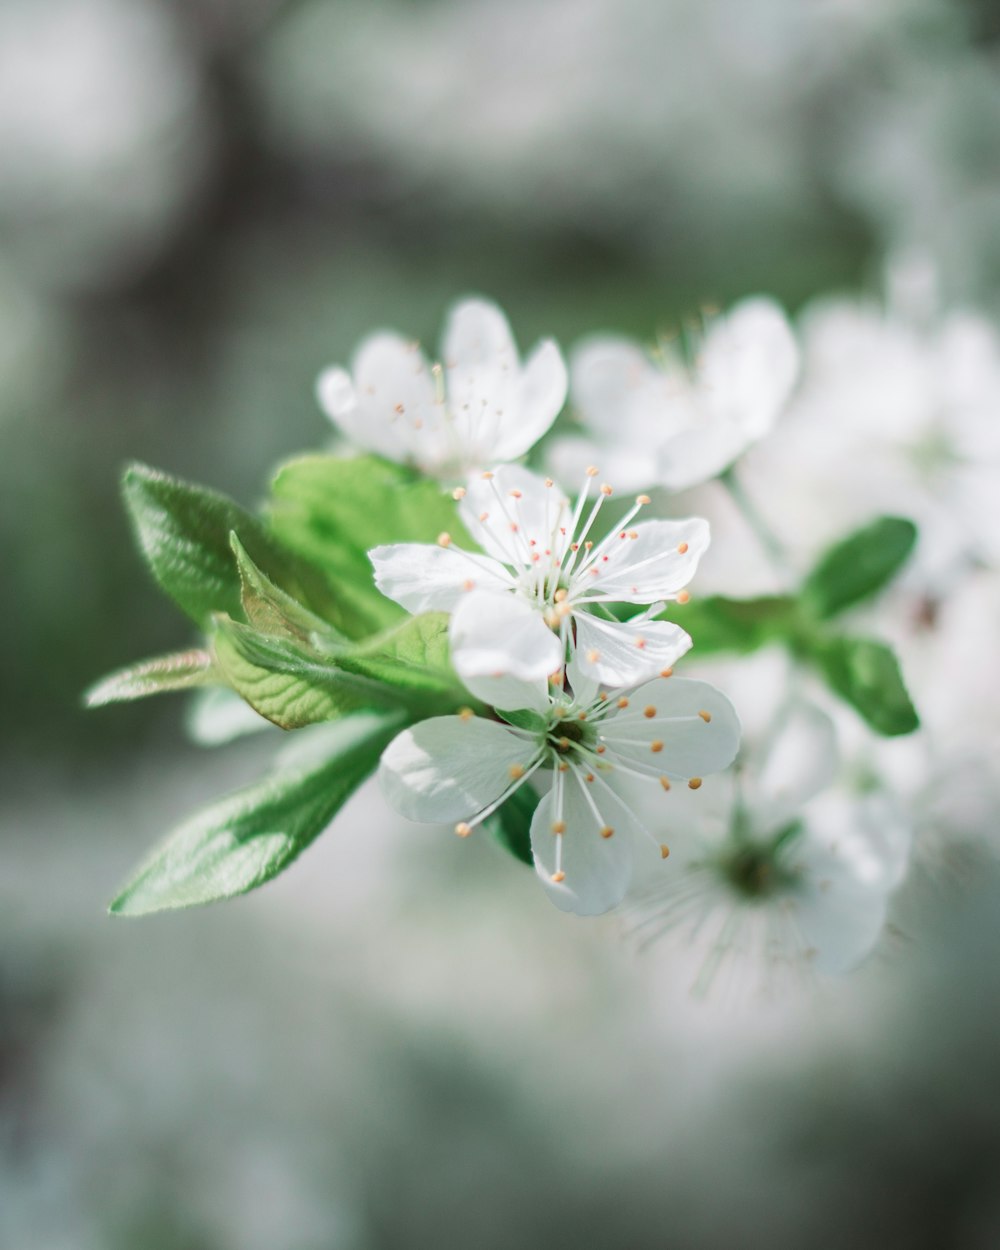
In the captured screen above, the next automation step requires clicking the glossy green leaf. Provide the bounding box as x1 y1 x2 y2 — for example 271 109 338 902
231 535 344 648
109 713 402 915
122 462 351 633
268 454 475 634
212 618 383 729
84 649 217 707
813 635 920 736
335 612 460 699
658 595 801 655
484 780 538 867
802 516 917 619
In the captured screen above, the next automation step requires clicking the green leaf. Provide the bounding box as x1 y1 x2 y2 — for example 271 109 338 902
484 781 537 867
658 595 801 654
802 516 917 619
231 534 344 648
212 618 384 729
109 713 402 915
813 635 920 736
268 454 475 635
335 612 461 699
84 650 217 706
214 605 466 729
122 462 351 633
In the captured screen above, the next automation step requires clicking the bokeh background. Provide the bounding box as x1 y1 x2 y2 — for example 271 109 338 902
3 1 1000 1246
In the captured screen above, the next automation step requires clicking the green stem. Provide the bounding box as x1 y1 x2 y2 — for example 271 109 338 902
720 466 792 576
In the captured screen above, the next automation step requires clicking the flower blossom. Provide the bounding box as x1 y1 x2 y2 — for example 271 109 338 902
627 701 912 984
549 296 799 492
369 463 708 694
316 297 567 479
379 659 740 916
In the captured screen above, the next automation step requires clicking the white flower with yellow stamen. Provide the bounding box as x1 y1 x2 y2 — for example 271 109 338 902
627 702 912 984
370 463 707 693
550 296 799 492
315 297 567 479
378 660 740 916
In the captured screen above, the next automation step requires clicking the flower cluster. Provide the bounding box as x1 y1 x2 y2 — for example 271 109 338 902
319 299 742 913
92 281 959 988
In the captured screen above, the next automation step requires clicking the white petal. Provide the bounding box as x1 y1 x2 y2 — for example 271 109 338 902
530 771 636 916
491 338 568 462
316 365 404 462
656 419 753 491
547 434 655 494
379 716 534 823
753 702 839 825
572 611 692 688
369 543 513 615
790 850 890 974
450 592 560 711
569 336 656 439
459 463 572 568
441 299 518 457
599 677 740 779
698 297 799 438
575 517 710 604
352 332 451 469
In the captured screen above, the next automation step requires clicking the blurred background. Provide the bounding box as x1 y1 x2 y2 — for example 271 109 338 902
3 0 1000 1246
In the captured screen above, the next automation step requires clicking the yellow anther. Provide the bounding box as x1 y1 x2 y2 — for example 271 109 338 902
509 764 525 780
544 478 554 488
394 403 405 414
677 542 689 554
584 773 595 783
452 486 466 500
600 483 613 496
558 762 569 772
479 511 489 521
558 737 572 751
643 705 657 719
455 822 472 838
600 826 614 839
551 870 566 883
586 649 600 663
585 465 599 477
577 711 588 721
650 740 664 753
660 667 673 678
462 579 476 591
596 744 606 755
551 820 566 834
617 697 629 709
509 489 523 499
635 636 647 649
676 590 691 605
660 844 671 859
628 530 638 540
481 471 494 480
688 777 703 790
458 707 475 721
554 588 568 602
659 776 671 791
636 494 651 505
437 532 452 547
556 601 573 618
698 709 712 723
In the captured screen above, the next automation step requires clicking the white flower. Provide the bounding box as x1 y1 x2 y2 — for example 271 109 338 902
315 297 567 478
550 297 799 492
741 265 1000 582
379 661 741 917
628 702 912 983
370 463 707 691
